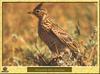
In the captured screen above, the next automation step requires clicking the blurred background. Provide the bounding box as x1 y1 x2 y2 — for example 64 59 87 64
2 3 97 66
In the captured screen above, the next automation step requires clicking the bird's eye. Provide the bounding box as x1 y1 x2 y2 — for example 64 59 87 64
36 10 40 13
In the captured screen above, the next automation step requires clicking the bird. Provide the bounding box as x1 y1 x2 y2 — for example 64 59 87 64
28 3 83 65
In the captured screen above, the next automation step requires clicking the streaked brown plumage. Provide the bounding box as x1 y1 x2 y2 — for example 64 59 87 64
28 3 82 62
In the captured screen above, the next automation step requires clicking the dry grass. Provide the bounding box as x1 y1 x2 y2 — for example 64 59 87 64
2 3 97 66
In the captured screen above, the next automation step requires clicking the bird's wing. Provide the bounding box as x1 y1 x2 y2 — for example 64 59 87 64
51 24 72 43
50 25 79 52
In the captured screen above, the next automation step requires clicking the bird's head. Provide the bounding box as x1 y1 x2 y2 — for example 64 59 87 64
28 3 47 18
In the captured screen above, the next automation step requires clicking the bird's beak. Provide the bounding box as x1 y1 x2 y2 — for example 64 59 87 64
27 11 34 14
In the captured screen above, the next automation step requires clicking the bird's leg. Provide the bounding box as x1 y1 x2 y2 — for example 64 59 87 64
51 45 60 59
55 45 60 55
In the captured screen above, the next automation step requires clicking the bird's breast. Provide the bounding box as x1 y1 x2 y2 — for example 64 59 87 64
38 19 67 53
38 20 52 39
38 24 50 41
38 24 66 52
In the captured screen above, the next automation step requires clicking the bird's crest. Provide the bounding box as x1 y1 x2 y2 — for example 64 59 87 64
34 3 43 11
